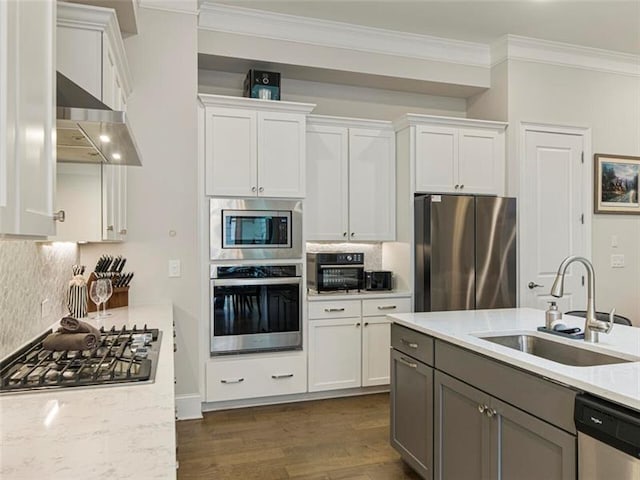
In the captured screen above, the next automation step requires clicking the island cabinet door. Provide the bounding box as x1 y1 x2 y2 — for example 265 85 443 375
434 371 492 480
490 396 576 480
390 349 433 479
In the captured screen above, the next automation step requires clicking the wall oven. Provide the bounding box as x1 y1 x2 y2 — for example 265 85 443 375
210 264 303 355
210 199 302 260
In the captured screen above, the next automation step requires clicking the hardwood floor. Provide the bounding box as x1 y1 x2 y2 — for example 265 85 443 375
176 393 422 480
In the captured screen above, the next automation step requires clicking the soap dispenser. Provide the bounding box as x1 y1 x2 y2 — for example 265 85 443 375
545 301 562 329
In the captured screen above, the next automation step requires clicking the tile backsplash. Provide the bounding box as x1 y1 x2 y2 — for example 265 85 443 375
0 241 78 358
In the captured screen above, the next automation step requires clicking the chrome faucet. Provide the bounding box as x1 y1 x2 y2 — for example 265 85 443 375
550 255 614 343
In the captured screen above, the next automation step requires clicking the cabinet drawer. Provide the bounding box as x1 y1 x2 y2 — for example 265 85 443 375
309 300 361 319
363 297 411 317
206 354 307 402
391 324 434 366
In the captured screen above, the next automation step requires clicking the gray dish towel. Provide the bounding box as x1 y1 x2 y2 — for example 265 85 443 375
42 332 99 351
59 317 101 336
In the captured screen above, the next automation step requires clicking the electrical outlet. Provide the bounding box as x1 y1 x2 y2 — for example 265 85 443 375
610 254 625 268
169 259 181 278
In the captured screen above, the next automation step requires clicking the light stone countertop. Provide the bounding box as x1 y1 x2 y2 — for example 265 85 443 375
388 308 640 411
0 304 176 480
307 290 412 301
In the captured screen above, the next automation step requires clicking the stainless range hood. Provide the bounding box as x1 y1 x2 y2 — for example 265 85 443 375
57 72 142 166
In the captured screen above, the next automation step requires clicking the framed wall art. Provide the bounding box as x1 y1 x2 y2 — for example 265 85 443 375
594 153 640 215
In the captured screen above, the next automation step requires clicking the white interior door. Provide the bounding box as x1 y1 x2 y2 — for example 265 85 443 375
521 128 588 312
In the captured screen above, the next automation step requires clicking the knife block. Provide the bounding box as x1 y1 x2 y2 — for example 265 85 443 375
86 273 129 313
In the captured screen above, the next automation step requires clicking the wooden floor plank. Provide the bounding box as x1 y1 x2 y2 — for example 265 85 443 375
177 393 422 480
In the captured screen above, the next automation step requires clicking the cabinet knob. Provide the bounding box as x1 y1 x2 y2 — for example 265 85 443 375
478 404 486 414
355 322 361 327
364 322 369 327
343 232 347 237
485 408 497 418
119 228 127 235
251 186 257 192
460 184 465 189
106 225 114 231
258 186 264 192
53 210 66 223
350 232 355 237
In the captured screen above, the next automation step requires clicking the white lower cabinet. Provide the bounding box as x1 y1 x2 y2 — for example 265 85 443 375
308 296 411 392
205 353 307 402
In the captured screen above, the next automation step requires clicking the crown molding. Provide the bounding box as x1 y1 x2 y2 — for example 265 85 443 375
393 113 508 132
198 3 490 68
57 2 133 95
198 93 316 114
493 35 640 77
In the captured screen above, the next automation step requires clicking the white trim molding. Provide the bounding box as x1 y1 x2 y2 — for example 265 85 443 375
175 394 203 420
198 93 316 114
493 35 640 77
57 2 133 95
198 3 490 68
393 113 508 132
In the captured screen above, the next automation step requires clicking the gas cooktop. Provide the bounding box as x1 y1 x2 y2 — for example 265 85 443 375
0 325 161 394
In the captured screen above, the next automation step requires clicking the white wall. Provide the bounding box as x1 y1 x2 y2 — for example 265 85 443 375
198 69 467 120
80 6 200 397
471 59 640 323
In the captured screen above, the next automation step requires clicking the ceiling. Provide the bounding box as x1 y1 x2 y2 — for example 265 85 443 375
212 0 640 55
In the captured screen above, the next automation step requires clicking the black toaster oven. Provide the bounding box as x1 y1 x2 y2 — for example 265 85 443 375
307 253 364 293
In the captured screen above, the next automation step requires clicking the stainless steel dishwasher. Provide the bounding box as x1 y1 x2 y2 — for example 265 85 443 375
575 394 640 479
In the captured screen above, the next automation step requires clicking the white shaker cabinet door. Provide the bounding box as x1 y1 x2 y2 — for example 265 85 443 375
415 125 457 194
308 318 362 392
458 129 501 195
306 125 349 240
257 111 306 198
0 0 56 237
361 316 392 387
205 107 257 197
348 128 395 241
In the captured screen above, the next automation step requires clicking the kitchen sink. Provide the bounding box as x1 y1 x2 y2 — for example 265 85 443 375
478 334 635 367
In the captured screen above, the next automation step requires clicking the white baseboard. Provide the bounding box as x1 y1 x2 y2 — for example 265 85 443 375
201 386 389 412
175 394 203 420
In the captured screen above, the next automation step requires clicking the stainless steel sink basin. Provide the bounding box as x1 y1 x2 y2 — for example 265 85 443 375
480 334 634 367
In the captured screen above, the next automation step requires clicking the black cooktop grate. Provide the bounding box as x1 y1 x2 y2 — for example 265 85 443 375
0 325 160 393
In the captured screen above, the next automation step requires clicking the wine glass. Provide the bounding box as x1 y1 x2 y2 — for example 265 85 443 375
89 280 106 320
99 278 113 318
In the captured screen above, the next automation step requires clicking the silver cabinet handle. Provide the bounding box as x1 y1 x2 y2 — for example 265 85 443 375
258 186 264 192
528 282 544 289
251 186 257 192
401 338 418 349
377 305 397 310
119 228 127 235
478 404 486 414
220 378 244 384
53 210 66 222
399 356 417 369
106 225 114 231
324 307 345 312
271 374 294 379
485 408 497 418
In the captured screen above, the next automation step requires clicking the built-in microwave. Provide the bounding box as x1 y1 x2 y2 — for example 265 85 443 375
210 199 302 260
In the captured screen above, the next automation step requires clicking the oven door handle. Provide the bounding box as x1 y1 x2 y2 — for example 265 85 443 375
212 277 302 287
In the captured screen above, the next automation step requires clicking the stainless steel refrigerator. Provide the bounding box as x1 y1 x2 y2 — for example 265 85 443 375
414 194 517 312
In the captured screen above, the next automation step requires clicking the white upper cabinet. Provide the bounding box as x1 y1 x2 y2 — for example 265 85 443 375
397 115 507 196
200 94 315 198
57 2 132 110
306 116 396 242
0 0 57 238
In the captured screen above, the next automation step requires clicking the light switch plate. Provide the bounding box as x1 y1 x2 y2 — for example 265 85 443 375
610 254 625 268
169 259 181 278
